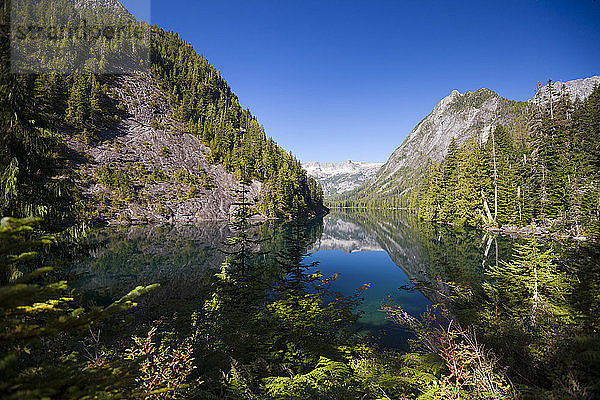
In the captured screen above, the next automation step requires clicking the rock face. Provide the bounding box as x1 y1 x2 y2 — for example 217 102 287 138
67 73 261 224
367 88 525 196
531 76 600 104
360 75 600 198
70 0 132 18
302 160 383 196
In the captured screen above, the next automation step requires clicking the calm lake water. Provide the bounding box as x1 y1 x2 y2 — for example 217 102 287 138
77 209 519 348
306 210 517 348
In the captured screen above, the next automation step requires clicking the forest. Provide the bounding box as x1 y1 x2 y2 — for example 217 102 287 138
409 83 600 237
1 0 600 399
3 204 599 399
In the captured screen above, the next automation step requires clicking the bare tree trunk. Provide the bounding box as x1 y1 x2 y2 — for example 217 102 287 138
548 80 554 120
517 185 522 221
482 189 494 225
532 265 539 321
494 237 498 269
483 235 493 269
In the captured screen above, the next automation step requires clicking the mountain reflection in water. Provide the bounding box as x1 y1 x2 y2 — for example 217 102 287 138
307 209 517 348
77 209 517 349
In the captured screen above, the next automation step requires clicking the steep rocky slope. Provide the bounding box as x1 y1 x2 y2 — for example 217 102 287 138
1 0 324 227
366 89 526 197
302 160 383 196
67 73 261 224
531 76 600 104
71 0 131 16
353 75 600 200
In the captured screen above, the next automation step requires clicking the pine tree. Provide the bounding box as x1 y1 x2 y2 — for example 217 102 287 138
439 137 459 222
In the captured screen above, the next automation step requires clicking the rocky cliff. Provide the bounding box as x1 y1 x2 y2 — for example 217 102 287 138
531 76 600 105
354 75 600 200
71 0 131 16
67 74 262 224
13 0 321 224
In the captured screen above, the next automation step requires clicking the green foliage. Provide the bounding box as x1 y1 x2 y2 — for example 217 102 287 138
96 165 137 202
321 209 600 397
150 27 325 217
484 237 574 327
125 323 201 399
262 357 356 399
174 168 212 191
150 119 165 130
408 85 600 236
445 235 600 397
334 84 600 238
1 0 325 226
449 89 497 113
0 217 159 399
159 145 170 157
384 304 515 400
0 69 84 226
0 3 125 227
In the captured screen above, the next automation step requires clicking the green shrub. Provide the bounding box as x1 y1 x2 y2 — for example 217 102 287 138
159 145 170 157
95 166 137 202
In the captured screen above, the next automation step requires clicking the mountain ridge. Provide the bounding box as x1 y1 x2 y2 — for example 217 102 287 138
0 0 325 226
302 160 383 197
345 75 600 204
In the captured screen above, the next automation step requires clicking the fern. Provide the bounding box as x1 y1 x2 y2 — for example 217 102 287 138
263 357 353 399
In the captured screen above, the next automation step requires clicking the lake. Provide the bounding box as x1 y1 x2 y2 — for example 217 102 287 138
70 208 600 397
76 209 519 349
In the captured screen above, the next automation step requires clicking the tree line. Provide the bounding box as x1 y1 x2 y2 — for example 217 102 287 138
410 82 600 237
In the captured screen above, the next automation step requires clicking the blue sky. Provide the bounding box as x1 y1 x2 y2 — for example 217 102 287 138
123 0 600 163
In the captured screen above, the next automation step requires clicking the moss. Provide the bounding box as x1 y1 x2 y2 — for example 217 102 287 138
159 145 170 157
174 168 213 190
149 167 169 183
150 120 165 130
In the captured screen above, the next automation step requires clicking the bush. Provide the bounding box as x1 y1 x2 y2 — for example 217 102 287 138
96 166 137 202
0 217 158 398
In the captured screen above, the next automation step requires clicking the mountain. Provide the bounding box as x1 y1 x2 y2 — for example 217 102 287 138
302 160 383 197
0 0 325 227
531 76 600 104
346 76 600 205
312 214 383 252
68 73 263 223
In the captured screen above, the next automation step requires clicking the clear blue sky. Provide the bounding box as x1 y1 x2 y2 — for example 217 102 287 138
123 0 600 163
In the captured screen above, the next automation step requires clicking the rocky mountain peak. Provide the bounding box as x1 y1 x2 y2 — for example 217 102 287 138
70 0 133 19
302 160 383 197
354 75 599 200
531 75 600 104
372 86 505 192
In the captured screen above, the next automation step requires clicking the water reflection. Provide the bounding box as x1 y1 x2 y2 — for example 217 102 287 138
76 210 519 348
72 210 600 396
305 209 523 347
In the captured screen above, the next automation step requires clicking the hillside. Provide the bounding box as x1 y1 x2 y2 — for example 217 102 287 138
68 73 262 223
0 0 326 227
302 160 383 197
